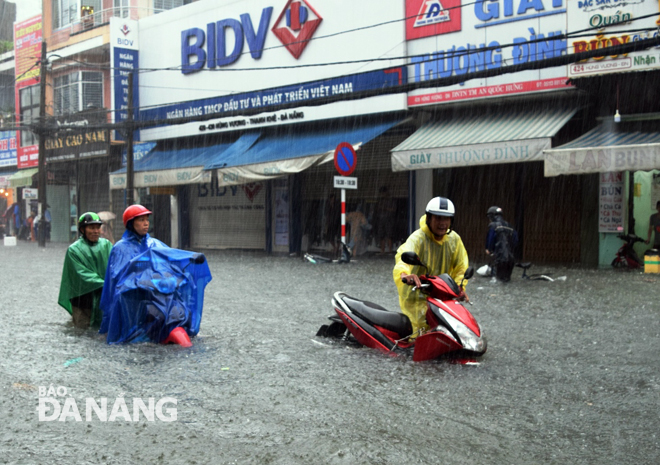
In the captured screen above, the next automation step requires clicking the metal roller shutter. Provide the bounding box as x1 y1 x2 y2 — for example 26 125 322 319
189 181 266 249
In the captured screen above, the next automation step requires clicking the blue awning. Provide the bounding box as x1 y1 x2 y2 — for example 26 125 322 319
110 143 232 189
544 124 660 176
205 120 401 186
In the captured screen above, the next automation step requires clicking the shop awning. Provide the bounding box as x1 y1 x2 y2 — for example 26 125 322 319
205 120 401 187
543 123 660 176
390 106 578 172
9 168 38 188
109 143 232 189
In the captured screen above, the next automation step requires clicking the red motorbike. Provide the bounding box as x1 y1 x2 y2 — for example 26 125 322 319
611 234 644 269
317 252 486 362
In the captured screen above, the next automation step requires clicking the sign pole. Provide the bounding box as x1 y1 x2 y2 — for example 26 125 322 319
126 71 134 206
341 188 346 246
333 141 357 252
37 40 48 248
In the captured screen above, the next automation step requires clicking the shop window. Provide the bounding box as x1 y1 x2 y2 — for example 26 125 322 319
80 1 101 27
54 71 103 115
113 0 129 18
19 86 40 147
154 0 184 13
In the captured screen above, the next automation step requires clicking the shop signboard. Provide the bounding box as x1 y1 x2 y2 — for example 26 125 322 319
22 187 38 200
121 142 157 166
599 171 624 233
652 172 660 207
0 131 17 167
406 0 573 107
137 0 407 140
544 144 660 176
14 15 42 169
110 17 140 140
568 1 660 78
44 128 109 162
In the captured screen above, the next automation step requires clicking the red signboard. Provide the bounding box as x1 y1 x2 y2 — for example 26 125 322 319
14 15 42 169
409 78 573 107
406 0 462 41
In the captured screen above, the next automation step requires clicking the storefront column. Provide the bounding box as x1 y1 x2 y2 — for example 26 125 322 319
415 169 433 224
170 194 179 248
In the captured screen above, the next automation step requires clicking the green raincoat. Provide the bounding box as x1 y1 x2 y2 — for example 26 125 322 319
393 215 469 336
58 237 113 327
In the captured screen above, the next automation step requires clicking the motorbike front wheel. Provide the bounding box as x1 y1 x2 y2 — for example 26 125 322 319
611 257 627 269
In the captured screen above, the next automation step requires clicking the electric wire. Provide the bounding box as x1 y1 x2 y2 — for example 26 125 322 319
5 6 660 129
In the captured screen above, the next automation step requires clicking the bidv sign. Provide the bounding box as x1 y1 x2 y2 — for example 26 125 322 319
181 0 323 74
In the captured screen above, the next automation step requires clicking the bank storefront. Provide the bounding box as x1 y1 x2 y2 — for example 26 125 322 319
108 0 409 251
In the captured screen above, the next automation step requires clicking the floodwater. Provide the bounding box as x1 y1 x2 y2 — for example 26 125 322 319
1 242 659 464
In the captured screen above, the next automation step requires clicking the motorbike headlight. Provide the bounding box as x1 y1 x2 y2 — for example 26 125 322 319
440 311 486 353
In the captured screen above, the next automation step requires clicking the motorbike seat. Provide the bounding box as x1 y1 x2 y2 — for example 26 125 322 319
339 294 413 339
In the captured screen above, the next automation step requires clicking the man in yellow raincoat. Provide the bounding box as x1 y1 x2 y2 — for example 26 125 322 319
393 197 469 337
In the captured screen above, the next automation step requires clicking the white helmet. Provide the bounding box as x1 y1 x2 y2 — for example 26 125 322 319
425 197 455 217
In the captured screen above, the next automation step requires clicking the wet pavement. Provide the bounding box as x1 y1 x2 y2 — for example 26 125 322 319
1 240 659 464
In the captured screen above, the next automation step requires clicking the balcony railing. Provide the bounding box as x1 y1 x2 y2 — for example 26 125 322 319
62 6 171 35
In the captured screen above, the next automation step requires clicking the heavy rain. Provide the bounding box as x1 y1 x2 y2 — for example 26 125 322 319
2 0 660 464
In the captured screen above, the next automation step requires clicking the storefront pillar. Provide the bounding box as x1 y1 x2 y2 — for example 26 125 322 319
415 169 433 225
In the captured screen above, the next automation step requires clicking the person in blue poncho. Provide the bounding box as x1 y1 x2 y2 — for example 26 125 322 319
100 204 212 346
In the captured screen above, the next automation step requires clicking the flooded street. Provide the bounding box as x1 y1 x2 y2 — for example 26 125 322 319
1 242 659 464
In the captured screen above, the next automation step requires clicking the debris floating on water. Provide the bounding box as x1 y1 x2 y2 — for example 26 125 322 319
63 357 84 367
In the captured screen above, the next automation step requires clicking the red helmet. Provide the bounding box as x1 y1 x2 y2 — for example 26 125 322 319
122 204 152 226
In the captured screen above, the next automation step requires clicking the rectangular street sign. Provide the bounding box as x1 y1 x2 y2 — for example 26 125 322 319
334 176 357 190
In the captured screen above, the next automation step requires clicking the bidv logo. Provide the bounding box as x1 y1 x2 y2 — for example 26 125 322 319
271 0 323 59
120 23 130 36
181 0 322 75
406 0 462 40
242 183 263 202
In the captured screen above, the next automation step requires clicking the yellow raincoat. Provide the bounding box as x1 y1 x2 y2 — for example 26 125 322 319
393 215 469 336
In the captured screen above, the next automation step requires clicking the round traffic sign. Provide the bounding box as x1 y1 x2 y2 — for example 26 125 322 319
334 142 357 176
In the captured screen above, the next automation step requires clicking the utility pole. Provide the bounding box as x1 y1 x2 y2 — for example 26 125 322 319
126 71 134 205
37 40 48 248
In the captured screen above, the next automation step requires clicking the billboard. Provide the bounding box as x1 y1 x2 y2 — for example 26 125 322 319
406 0 573 107
567 0 660 78
0 131 17 167
14 15 42 169
110 17 140 140
137 0 407 141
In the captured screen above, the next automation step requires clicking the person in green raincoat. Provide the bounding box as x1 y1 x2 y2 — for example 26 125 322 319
58 212 113 328
393 197 469 337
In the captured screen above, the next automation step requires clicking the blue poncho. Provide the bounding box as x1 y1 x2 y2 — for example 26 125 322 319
100 230 212 344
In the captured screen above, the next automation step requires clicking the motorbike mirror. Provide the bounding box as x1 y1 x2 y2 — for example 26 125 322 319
464 266 474 280
190 253 206 264
401 251 425 267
